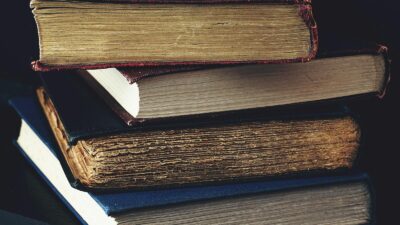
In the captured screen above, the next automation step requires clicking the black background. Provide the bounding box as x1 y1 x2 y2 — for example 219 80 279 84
0 0 399 224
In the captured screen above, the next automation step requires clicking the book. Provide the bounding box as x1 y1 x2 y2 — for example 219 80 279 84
80 45 389 125
12 96 374 224
30 0 317 71
35 76 361 189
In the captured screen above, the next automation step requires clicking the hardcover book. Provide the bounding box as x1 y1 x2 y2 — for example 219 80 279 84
81 45 389 125
36 74 362 189
12 96 374 225
30 0 317 71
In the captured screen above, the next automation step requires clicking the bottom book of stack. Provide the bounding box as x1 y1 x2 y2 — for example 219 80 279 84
11 96 374 225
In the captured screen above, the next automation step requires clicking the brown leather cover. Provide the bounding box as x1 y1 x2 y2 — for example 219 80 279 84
31 0 318 71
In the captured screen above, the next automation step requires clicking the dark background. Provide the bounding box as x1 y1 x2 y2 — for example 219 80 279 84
0 0 399 224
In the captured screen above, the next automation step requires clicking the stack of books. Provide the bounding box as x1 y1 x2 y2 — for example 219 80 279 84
12 0 389 224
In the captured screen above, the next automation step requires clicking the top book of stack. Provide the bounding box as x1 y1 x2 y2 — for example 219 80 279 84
30 0 317 71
